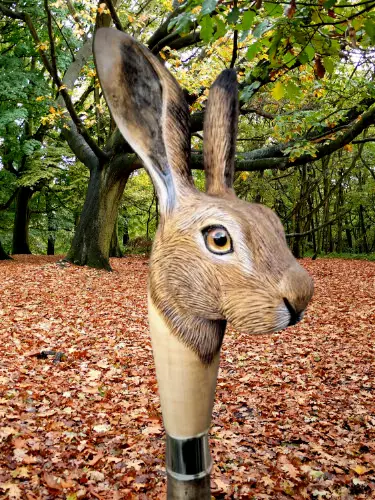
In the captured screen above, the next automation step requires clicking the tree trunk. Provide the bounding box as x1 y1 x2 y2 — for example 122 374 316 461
322 157 330 254
66 160 130 270
47 234 55 256
307 193 317 254
336 173 344 254
46 192 56 255
345 219 353 250
253 171 264 203
328 223 333 253
358 204 369 253
315 185 323 254
0 239 11 260
12 186 33 254
122 208 129 247
291 216 301 258
109 217 124 257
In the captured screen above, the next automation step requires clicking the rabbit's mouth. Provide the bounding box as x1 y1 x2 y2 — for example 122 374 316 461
223 295 306 335
283 297 303 326
271 298 305 332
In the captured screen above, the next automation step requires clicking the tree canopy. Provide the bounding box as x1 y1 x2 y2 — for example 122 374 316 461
0 0 375 266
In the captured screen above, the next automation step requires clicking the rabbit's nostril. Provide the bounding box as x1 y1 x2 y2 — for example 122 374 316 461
283 298 302 326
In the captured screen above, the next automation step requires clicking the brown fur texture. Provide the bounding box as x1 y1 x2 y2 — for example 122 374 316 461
94 29 314 365
149 193 313 363
204 70 238 196
94 28 193 213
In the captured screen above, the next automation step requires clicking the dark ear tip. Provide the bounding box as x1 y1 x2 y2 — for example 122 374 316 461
222 69 238 80
212 69 238 92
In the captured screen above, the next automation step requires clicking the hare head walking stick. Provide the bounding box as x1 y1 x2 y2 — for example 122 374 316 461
94 28 313 499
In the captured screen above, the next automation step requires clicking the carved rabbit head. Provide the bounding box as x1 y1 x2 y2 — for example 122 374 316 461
94 28 314 364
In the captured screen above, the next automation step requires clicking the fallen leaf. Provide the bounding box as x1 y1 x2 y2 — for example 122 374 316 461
0 482 22 499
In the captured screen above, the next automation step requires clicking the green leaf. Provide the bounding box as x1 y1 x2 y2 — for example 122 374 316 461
283 52 296 68
285 81 302 100
329 39 341 55
249 80 261 90
168 12 193 34
253 20 271 38
298 51 309 64
0 108 28 130
240 81 261 102
22 139 41 157
322 57 334 75
246 42 262 61
239 10 255 31
304 44 315 61
352 18 363 31
364 20 375 43
298 44 315 63
201 0 218 15
214 16 226 39
323 0 336 8
227 7 240 24
264 2 283 17
268 32 282 66
272 81 285 100
200 15 214 42
310 470 325 479
66 494 77 500
239 30 250 42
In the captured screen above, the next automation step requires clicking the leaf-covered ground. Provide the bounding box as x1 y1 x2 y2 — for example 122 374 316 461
0 256 374 500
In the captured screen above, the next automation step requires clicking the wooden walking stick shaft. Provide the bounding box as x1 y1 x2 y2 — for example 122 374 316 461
167 473 211 499
149 299 216 498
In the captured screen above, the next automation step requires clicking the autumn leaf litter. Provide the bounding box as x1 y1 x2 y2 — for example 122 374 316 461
0 256 374 499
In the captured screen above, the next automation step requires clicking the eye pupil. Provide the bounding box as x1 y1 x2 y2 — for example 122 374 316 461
202 225 233 255
213 232 228 247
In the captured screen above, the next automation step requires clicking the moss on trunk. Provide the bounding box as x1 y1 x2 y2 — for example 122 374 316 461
66 162 130 270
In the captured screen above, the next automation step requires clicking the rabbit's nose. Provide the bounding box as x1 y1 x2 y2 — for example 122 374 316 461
279 262 314 319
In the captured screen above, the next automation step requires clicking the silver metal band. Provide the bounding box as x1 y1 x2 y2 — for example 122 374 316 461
166 432 212 481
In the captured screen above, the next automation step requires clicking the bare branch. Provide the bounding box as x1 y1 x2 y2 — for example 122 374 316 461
65 0 85 32
304 2 375 27
104 0 123 31
0 189 18 211
44 0 58 79
353 137 375 144
286 210 351 238
229 0 238 69
51 10 75 61
241 107 275 120
147 5 186 49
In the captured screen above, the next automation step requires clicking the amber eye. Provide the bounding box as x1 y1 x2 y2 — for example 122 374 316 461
202 225 233 255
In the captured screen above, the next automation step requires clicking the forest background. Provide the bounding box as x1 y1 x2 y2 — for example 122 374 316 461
1 0 375 269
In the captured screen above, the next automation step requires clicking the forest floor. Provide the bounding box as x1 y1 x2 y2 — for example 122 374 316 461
0 256 374 500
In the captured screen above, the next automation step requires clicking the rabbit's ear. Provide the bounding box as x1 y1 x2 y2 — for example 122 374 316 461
93 28 193 215
203 70 239 196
